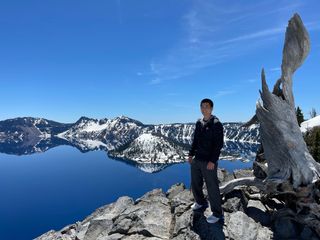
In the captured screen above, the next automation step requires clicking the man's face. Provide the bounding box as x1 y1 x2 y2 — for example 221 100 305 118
201 102 213 117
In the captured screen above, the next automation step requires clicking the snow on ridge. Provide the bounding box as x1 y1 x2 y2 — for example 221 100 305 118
301 115 320 133
136 133 156 142
83 121 109 132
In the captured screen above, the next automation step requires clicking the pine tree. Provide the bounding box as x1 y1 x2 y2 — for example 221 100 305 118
314 131 320 162
309 108 317 118
296 106 304 126
304 127 320 163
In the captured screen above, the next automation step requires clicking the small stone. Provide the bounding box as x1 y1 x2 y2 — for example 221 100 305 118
233 169 254 179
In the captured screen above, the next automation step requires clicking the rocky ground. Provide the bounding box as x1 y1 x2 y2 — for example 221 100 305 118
36 168 319 240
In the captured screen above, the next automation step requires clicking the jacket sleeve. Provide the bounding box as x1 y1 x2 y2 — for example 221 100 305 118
188 121 199 157
210 121 224 163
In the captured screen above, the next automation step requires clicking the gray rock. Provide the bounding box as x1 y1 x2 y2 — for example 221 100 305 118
82 196 134 225
171 230 201 240
256 226 273 240
247 199 266 211
218 168 234 184
246 186 261 194
253 161 267 179
246 200 271 226
99 233 123 240
110 188 172 239
226 211 259 240
223 197 242 213
224 189 248 212
34 230 63 240
75 222 90 240
36 181 280 240
172 209 193 237
166 183 186 200
170 189 194 215
84 219 113 240
121 234 162 240
233 169 254 179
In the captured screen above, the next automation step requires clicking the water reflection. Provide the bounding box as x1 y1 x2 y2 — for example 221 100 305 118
0 138 260 173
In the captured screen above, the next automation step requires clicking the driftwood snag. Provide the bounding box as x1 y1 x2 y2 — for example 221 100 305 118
221 13 320 236
256 14 320 188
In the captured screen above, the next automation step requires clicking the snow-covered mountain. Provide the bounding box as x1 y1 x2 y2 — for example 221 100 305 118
108 133 187 164
58 116 145 150
0 117 73 155
146 123 195 145
224 122 260 142
0 117 73 142
0 116 260 169
301 115 320 133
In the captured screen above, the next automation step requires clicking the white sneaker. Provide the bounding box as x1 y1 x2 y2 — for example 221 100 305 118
191 202 205 211
206 214 220 224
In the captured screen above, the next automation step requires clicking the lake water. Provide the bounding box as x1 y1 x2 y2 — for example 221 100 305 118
0 145 255 240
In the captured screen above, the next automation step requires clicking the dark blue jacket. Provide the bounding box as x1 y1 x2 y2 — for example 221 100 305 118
188 116 224 163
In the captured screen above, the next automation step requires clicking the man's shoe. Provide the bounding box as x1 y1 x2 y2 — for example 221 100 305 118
206 214 220 224
191 202 208 211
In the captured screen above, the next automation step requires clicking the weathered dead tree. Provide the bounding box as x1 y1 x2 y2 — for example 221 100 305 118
220 13 320 235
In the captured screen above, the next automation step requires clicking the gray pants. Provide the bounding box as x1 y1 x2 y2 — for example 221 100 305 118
191 159 222 217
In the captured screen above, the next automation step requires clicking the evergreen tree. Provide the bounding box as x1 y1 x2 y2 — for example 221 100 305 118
304 127 320 163
296 106 304 126
314 131 320 162
309 108 317 118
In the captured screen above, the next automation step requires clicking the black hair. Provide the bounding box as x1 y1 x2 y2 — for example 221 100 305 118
200 98 214 108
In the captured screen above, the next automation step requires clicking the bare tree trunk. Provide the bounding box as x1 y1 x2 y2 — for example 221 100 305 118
256 14 320 188
221 13 320 236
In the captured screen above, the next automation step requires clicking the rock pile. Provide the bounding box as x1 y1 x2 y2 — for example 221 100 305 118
36 169 319 240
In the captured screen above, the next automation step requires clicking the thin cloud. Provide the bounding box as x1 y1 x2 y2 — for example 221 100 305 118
270 67 281 72
214 90 236 98
221 27 284 45
147 0 304 85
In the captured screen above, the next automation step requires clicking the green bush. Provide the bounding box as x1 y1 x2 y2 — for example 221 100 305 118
304 126 320 162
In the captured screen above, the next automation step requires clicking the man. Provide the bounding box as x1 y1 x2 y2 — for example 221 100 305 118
188 98 224 224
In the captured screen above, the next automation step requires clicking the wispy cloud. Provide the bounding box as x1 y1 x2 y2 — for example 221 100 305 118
214 90 236 98
270 67 281 72
220 27 284 45
147 0 304 85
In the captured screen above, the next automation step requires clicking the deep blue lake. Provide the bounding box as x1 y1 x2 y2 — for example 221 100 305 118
0 145 254 240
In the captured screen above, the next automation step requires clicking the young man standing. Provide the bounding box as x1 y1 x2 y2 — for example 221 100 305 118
188 98 224 223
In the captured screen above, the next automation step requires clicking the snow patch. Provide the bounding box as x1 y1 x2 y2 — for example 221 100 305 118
301 115 320 133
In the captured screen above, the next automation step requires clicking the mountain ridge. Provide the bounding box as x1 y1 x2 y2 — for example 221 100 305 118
0 116 261 171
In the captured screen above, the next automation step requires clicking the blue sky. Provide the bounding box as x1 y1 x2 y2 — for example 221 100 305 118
0 0 319 124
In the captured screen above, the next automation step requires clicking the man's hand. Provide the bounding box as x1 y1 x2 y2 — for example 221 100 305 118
188 156 193 164
207 161 215 170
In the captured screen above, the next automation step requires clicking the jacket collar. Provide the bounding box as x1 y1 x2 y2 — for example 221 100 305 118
200 115 213 126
